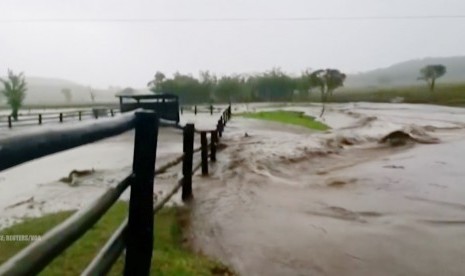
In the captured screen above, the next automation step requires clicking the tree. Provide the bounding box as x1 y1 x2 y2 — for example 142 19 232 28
143 68 343 105
249 68 296 102
418 64 446 93
147 71 166 93
295 69 318 100
310 69 346 117
199 71 217 103
61 88 72 103
89 87 96 103
0 70 27 120
215 75 250 102
148 72 211 104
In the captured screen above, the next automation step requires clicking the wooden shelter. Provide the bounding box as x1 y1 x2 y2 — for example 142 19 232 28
116 93 180 123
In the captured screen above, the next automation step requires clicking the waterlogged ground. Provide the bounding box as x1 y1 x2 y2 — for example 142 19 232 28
189 103 465 276
2 103 465 276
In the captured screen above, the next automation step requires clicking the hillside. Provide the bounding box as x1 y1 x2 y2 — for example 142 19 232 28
0 77 120 106
346 56 465 88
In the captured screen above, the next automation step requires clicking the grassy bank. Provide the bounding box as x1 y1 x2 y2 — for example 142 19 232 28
240 110 329 130
0 202 232 275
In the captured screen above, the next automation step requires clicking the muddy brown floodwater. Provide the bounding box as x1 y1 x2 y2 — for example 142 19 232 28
2 103 465 275
189 103 465 276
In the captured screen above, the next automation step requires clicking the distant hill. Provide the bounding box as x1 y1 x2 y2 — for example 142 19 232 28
0 77 121 106
345 56 465 88
25 77 121 105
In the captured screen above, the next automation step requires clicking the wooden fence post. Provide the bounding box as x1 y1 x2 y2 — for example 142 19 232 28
210 131 217 162
194 105 197 115
59 113 63 123
124 111 159 276
180 106 183 115
78 111 82 121
8 116 12 128
228 105 232 119
38 114 42 125
210 105 213 115
182 123 194 202
201 132 208 176
217 120 223 138
110 109 114 117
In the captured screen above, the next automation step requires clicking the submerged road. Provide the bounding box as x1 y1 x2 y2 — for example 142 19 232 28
0 111 222 229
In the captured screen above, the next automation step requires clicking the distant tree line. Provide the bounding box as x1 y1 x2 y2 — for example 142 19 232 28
147 68 347 106
0 64 447 120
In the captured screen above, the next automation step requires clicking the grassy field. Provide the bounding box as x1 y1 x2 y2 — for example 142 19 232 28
0 202 233 276
240 110 330 131
309 83 465 106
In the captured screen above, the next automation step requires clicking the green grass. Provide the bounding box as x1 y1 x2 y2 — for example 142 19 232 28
240 110 330 131
0 202 233 276
309 83 465 106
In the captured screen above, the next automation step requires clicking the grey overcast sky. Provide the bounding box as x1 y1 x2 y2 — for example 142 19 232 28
0 0 464 88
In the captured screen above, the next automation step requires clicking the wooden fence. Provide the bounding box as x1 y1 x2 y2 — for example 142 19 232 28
0 108 120 129
180 104 228 116
0 105 232 275
1 103 228 129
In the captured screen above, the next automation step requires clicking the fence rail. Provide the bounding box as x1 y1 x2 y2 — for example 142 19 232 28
0 175 133 275
1 102 231 129
180 103 230 116
0 108 121 129
0 112 134 171
0 105 232 275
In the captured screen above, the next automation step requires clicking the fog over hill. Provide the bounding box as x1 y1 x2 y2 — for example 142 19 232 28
345 56 465 88
1 56 464 106
27 77 120 105
0 77 122 106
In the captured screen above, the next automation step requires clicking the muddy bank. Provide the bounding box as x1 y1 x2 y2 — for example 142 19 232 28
189 103 465 276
